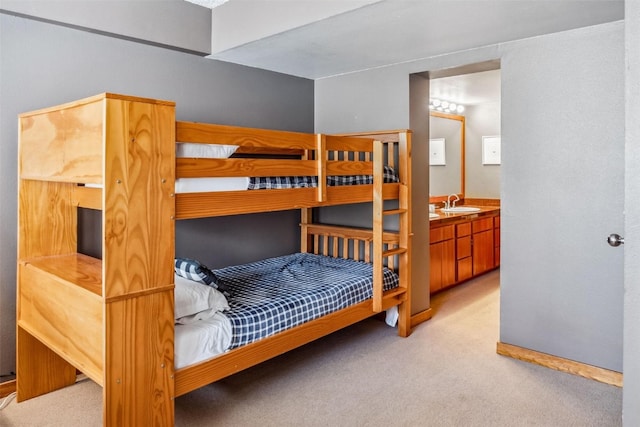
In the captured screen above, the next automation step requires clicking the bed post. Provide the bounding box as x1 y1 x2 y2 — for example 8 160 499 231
396 130 412 337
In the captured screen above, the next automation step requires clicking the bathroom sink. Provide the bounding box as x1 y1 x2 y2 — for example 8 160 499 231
441 206 481 213
429 213 439 219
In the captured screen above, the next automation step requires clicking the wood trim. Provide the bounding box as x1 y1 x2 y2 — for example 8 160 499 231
429 112 465 201
0 379 16 398
463 198 501 207
496 342 623 387
411 308 433 327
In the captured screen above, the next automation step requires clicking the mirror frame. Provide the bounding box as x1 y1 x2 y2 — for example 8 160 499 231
429 111 466 204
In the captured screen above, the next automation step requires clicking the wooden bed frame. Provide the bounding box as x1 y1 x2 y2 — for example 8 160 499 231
16 93 412 425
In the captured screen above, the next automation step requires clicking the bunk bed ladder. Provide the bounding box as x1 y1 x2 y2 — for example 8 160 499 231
372 137 410 337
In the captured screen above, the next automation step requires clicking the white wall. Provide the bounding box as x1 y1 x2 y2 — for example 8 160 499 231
315 22 624 371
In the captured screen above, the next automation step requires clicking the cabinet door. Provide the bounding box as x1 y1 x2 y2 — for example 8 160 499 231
441 238 456 288
456 234 472 282
494 216 500 267
430 242 443 293
473 229 494 275
457 256 473 282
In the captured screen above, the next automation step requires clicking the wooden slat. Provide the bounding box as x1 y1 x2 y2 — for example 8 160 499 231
316 134 326 202
326 160 371 175
323 183 399 205
176 188 318 219
72 185 102 210
372 140 384 312
324 135 373 152
175 184 401 219
177 121 316 150
175 290 404 397
177 158 317 178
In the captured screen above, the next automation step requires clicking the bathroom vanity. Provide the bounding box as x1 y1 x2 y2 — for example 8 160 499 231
429 206 500 294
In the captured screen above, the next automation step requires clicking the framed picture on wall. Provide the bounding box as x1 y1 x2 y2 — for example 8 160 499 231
429 138 446 165
482 135 501 165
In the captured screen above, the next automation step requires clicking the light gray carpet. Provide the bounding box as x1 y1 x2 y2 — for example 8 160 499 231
0 270 622 426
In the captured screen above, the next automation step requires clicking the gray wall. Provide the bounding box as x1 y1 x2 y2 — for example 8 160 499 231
500 23 624 371
315 22 624 371
624 0 640 424
429 115 462 197
0 0 212 55
0 12 313 377
465 103 501 199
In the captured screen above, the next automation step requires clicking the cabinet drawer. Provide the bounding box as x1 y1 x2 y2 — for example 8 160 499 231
430 225 454 243
456 222 471 237
472 217 494 233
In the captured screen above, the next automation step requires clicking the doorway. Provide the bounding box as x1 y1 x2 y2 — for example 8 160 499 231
426 62 502 301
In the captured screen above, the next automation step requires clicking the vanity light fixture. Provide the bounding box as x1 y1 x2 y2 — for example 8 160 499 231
429 98 465 114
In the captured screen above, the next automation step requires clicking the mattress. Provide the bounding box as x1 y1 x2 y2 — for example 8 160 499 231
174 311 232 369
173 253 399 368
174 166 399 193
216 253 399 349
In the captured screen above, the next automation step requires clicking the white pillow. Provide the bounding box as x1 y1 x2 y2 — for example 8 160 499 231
174 274 229 322
176 142 238 159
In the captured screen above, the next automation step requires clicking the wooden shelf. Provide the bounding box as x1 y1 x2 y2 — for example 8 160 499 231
23 253 102 297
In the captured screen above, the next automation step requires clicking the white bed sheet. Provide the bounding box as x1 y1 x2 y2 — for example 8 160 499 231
174 177 249 194
174 311 233 369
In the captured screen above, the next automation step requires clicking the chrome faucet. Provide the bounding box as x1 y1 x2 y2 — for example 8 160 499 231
445 193 460 210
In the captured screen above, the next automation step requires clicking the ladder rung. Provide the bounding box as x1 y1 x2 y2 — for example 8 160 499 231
383 247 407 257
383 208 407 216
384 287 407 300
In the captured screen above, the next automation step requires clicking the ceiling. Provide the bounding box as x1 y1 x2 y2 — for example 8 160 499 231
430 68 501 107
207 0 624 80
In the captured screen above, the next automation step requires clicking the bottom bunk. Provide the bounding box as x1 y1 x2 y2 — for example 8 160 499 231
172 224 410 397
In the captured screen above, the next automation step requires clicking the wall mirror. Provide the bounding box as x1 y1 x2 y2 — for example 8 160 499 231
429 111 465 202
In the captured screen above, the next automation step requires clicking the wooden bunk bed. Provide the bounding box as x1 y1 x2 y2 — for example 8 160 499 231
16 93 412 425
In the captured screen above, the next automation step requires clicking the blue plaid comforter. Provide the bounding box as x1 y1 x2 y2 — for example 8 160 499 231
213 253 399 349
248 165 399 190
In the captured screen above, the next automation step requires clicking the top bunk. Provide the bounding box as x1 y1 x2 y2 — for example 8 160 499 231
18 92 411 220
175 122 411 219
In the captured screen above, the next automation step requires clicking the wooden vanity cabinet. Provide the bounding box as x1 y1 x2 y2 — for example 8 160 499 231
429 224 456 293
430 210 500 294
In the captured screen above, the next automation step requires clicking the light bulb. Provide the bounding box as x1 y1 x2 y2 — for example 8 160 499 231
441 101 449 108
456 105 465 113
449 103 457 111
432 99 441 107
